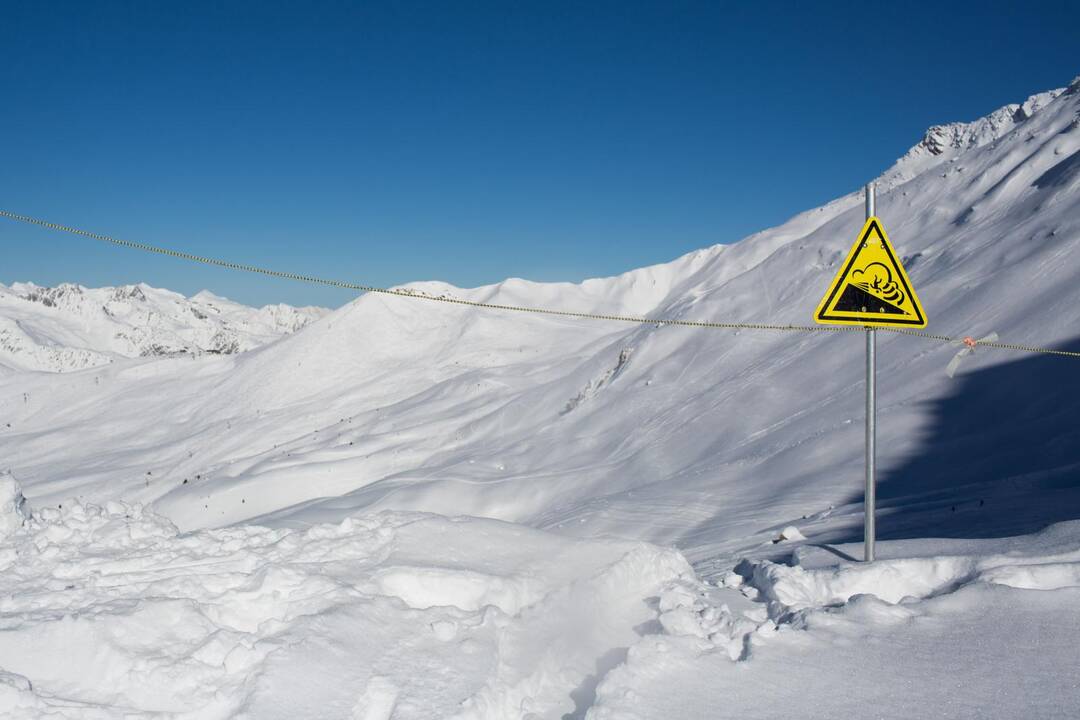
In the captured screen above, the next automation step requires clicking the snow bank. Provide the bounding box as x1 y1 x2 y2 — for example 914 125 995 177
748 521 1080 619
0 501 692 718
589 522 1080 719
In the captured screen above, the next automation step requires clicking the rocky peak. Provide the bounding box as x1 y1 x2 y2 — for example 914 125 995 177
20 282 85 308
876 84 1069 189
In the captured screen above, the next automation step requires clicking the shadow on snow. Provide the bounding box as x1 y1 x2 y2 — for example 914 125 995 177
851 336 1080 542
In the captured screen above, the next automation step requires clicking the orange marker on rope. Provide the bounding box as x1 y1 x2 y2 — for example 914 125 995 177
947 333 999 377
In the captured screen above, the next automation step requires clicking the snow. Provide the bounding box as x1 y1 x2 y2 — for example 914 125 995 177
589 522 1080 719
0 472 29 539
1 77 1079 716
0 282 326 373
0 497 690 718
774 525 805 543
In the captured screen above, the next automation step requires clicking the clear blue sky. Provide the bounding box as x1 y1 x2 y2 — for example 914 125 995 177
2 1 1077 308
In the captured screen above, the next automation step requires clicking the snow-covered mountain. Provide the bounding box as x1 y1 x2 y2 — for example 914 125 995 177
1 77 1079 718
7 77 1077 546
881 86 1068 186
0 282 327 373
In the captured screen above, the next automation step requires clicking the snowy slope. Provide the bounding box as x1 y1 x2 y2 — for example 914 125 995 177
0 282 326 373
0 78 1079 718
4 78 1078 550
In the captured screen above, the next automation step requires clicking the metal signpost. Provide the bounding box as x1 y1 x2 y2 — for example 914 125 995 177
863 184 876 562
813 183 927 561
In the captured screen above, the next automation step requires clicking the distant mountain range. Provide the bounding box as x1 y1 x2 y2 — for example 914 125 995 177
0 282 327 373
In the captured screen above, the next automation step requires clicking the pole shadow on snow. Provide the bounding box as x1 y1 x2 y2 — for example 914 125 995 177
844 336 1080 543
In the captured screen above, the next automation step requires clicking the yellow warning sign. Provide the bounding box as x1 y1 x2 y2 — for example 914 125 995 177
814 217 927 328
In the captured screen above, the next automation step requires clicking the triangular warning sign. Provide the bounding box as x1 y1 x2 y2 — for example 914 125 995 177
814 217 927 328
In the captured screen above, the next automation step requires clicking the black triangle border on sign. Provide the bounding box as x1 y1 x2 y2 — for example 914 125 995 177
815 218 925 326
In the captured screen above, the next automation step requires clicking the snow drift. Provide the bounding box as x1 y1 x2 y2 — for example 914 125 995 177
0 498 691 719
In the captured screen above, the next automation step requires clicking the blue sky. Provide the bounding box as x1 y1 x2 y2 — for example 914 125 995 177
1 0 1077 308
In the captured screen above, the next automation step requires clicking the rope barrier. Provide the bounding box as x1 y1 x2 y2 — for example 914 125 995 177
3 209 1078 359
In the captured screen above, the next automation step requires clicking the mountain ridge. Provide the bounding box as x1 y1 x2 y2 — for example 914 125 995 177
0 281 327 373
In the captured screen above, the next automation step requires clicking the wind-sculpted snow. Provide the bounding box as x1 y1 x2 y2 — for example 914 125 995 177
588 521 1080 719
0 491 692 718
0 282 326 372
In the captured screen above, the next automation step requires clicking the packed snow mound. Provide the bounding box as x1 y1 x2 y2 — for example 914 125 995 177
589 522 1080 719
0 282 327 372
0 501 692 718
0 471 29 539
752 520 1080 615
